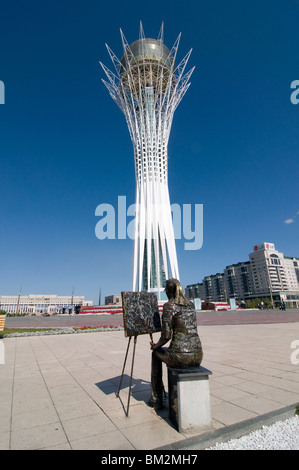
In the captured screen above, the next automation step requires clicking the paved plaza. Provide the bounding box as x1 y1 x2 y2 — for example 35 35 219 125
0 321 299 450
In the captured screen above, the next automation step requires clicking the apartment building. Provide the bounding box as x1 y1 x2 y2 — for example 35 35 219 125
249 243 299 298
223 261 253 300
202 273 225 302
186 283 205 301
186 242 299 307
105 294 121 305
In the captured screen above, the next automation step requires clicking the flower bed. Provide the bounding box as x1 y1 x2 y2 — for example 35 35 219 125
1 325 124 337
73 325 124 333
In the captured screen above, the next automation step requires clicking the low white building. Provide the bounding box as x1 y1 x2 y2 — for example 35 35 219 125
0 294 93 315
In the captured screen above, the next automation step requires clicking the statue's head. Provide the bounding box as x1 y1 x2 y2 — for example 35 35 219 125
165 279 191 306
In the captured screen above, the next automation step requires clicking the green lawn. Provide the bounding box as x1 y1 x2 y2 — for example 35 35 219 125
0 327 60 336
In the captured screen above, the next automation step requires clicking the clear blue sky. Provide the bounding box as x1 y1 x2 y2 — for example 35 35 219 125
0 0 298 304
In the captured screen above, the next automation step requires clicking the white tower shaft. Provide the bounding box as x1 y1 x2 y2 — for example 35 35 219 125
100 24 194 299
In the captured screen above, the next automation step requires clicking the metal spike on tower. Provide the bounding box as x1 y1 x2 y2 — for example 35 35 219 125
100 22 194 300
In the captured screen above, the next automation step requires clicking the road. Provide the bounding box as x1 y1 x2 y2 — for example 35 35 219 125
4 308 299 328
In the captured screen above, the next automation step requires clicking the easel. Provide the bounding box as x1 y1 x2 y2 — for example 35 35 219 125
116 333 153 417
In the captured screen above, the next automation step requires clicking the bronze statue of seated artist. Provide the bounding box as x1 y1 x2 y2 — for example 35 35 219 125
149 278 203 409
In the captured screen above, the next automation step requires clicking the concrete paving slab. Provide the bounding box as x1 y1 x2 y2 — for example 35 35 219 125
0 432 10 450
61 412 117 442
258 387 299 406
121 419 184 450
10 421 68 450
70 429 135 450
209 401 257 426
11 404 59 430
1 322 299 450
230 394 283 414
105 403 159 429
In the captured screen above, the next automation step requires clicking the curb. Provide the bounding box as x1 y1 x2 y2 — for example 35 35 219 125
155 403 299 450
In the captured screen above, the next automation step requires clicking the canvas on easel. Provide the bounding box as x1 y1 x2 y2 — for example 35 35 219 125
117 291 162 416
121 291 161 337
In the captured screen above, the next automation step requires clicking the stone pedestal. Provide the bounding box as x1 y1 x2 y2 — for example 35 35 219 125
167 366 212 433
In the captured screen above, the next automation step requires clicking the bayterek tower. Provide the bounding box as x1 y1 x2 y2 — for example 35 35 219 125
100 23 194 300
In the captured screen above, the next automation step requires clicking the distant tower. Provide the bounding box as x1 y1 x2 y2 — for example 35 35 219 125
100 22 194 299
